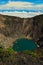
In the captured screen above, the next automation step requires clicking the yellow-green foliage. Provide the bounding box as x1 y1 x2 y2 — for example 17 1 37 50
23 50 40 57
6 48 14 54
0 45 43 65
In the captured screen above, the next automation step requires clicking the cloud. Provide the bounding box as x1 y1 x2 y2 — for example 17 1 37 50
0 11 43 18
0 1 43 17
0 1 33 10
0 1 43 10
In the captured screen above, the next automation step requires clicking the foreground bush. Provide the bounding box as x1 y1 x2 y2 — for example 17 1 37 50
0 45 43 65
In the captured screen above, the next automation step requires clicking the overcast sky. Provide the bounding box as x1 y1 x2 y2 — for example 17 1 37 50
0 0 43 18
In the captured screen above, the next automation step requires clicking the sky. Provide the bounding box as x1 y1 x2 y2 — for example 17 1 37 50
0 0 43 18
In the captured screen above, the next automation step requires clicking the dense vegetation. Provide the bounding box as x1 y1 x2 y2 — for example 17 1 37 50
0 45 43 65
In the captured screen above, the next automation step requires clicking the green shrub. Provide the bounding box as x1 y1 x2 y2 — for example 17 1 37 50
23 50 38 57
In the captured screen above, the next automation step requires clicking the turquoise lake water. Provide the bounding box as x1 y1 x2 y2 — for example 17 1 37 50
12 38 38 52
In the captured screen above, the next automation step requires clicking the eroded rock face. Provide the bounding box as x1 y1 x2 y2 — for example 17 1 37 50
0 14 43 47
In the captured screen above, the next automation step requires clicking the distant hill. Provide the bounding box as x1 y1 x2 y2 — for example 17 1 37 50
0 14 43 48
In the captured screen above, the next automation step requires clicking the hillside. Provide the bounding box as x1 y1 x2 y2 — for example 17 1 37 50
0 14 43 65
0 14 43 47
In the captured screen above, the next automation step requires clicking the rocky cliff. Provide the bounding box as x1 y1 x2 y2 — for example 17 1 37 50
0 14 43 47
